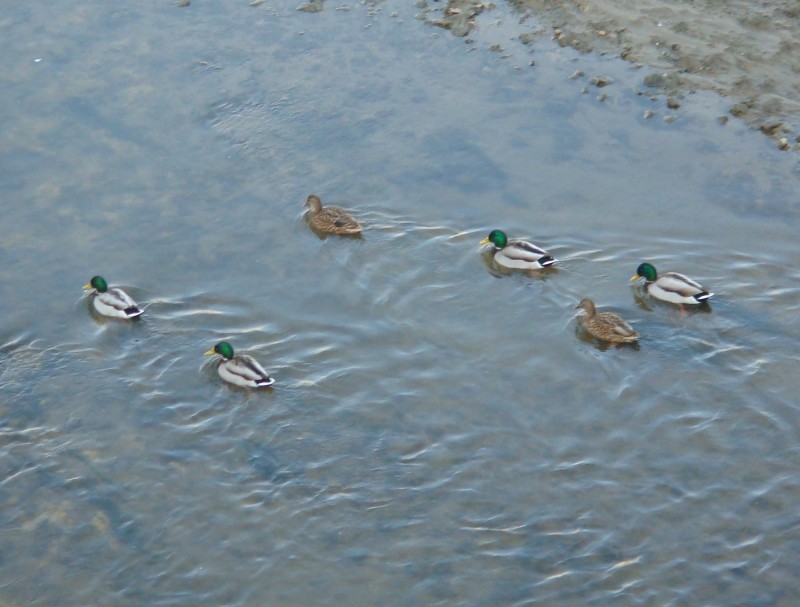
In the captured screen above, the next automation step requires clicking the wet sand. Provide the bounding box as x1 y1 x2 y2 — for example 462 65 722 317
420 0 800 150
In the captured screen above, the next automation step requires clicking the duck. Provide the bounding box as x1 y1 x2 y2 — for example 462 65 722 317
304 194 362 235
83 276 143 319
630 262 713 305
479 229 556 270
575 298 639 344
204 341 275 388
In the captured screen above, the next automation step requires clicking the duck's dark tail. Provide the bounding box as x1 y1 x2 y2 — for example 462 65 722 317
539 256 557 268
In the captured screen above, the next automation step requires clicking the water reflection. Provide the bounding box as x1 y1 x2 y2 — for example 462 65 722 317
2 0 800 605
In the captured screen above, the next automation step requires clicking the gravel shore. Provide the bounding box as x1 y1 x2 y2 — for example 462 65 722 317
420 0 800 150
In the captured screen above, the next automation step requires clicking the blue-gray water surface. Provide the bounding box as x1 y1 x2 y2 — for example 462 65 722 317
2 1 800 606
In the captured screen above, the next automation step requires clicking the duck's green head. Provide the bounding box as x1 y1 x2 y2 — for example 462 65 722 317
480 230 508 248
632 262 658 282
205 341 234 359
84 276 108 293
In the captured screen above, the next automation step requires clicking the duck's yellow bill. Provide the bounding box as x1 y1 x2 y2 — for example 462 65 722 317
203 348 216 356
479 237 490 245
82 282 92 289
629 274 641 281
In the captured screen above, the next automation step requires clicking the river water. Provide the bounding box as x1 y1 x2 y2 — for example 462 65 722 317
2 1 799 605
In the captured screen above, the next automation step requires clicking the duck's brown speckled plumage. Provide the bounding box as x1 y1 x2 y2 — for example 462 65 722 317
304 194 362 235
575 298 639 344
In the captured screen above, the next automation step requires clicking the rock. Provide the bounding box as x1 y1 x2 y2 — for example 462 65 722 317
643 72 683 93
666 97 681 109
759 121 786 136
423 0 487 38
589 75 613 87
450 21 471 37
730 101 754 117
297 0 323 12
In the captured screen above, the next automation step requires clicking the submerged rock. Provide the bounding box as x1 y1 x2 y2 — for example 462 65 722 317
503 0 800 148
589 75 614 87
297 0 323 13
423 0 490 38
643 72 683 93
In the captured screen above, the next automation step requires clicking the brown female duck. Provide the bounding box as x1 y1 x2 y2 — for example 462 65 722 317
575 298 639 344
304 194 362 236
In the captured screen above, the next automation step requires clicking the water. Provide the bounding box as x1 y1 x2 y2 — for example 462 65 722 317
2 1 800 605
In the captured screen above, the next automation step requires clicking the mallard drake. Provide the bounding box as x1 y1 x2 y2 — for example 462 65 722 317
575 298 639 343
304 194 362 235
630 262 713 305
204 341 275 388
83 276 143 319
479 229 556 270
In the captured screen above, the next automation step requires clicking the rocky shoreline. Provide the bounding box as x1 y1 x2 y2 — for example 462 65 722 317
418 0 800 151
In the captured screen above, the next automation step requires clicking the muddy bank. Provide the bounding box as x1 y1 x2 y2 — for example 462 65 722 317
419 0 800 150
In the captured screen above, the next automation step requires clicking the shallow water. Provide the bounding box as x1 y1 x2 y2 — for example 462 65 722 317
2 1 800 605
